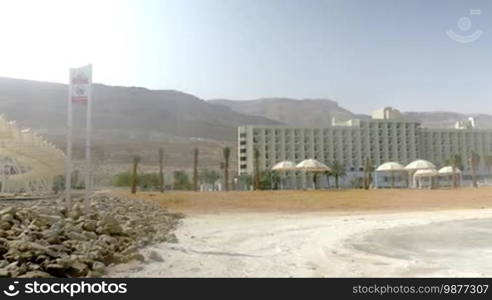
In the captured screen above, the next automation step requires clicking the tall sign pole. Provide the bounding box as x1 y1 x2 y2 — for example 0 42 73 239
84 64 93 212
66 70 73 209
68 64 92 212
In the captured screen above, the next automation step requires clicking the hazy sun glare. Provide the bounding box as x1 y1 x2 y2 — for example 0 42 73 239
0 0 137 84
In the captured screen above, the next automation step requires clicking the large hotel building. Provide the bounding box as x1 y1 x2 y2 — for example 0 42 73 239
238 107 492 186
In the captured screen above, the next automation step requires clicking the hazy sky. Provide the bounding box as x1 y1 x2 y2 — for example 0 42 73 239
0 0 491 114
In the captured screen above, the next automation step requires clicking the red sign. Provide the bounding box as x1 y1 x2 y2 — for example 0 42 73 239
70 65 92 104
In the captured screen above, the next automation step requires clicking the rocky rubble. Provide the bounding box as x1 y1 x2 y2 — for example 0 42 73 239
0 194 183 278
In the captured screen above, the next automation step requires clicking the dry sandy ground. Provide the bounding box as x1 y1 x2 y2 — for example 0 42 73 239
112 188 492 214
108 188 492 277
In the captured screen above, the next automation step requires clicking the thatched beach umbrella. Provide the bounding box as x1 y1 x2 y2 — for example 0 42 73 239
271 161 297 171
296 159 331 189
271 161 297 189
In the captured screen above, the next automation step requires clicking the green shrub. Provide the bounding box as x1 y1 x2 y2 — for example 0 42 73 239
112 172 133 187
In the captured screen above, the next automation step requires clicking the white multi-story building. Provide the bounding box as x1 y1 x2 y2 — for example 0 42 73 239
238 107 492 187
420 128 492 170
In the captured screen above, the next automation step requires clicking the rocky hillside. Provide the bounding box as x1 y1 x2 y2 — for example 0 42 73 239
0 77 280 142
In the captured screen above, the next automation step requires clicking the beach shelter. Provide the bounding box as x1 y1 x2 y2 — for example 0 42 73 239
296 159 331 189
413 168 438 189
374 162 406 188
437 166 462 187
404 159 437 188
404 159 436 170
271 161 297 189
271 161 297 171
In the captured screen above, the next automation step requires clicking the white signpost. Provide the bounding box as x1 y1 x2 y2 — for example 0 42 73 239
66 64 93 211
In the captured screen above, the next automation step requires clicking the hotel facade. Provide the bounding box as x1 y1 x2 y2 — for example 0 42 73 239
238 108 492 187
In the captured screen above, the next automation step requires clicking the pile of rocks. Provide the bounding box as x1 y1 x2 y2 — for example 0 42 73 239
0 194 183 278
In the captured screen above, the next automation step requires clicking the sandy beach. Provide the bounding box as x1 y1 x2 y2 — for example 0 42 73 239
108 188 492 277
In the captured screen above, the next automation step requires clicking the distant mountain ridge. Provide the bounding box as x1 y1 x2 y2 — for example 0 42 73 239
210 98 357 128
210 98 492 130
0 76 491 166
0 77 280 142
403 111 492 129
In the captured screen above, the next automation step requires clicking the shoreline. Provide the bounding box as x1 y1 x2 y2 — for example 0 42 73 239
108 208 492 277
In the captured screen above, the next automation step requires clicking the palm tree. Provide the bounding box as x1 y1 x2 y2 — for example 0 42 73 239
158 148 164 193
363 157 373 189
253 147 261 190
330 160 346 189
193 148 199 191
485 155 492 177
131 155 140 194
470 150 480 188
222 147 230 191
445 154 462 188
324 170 331 189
